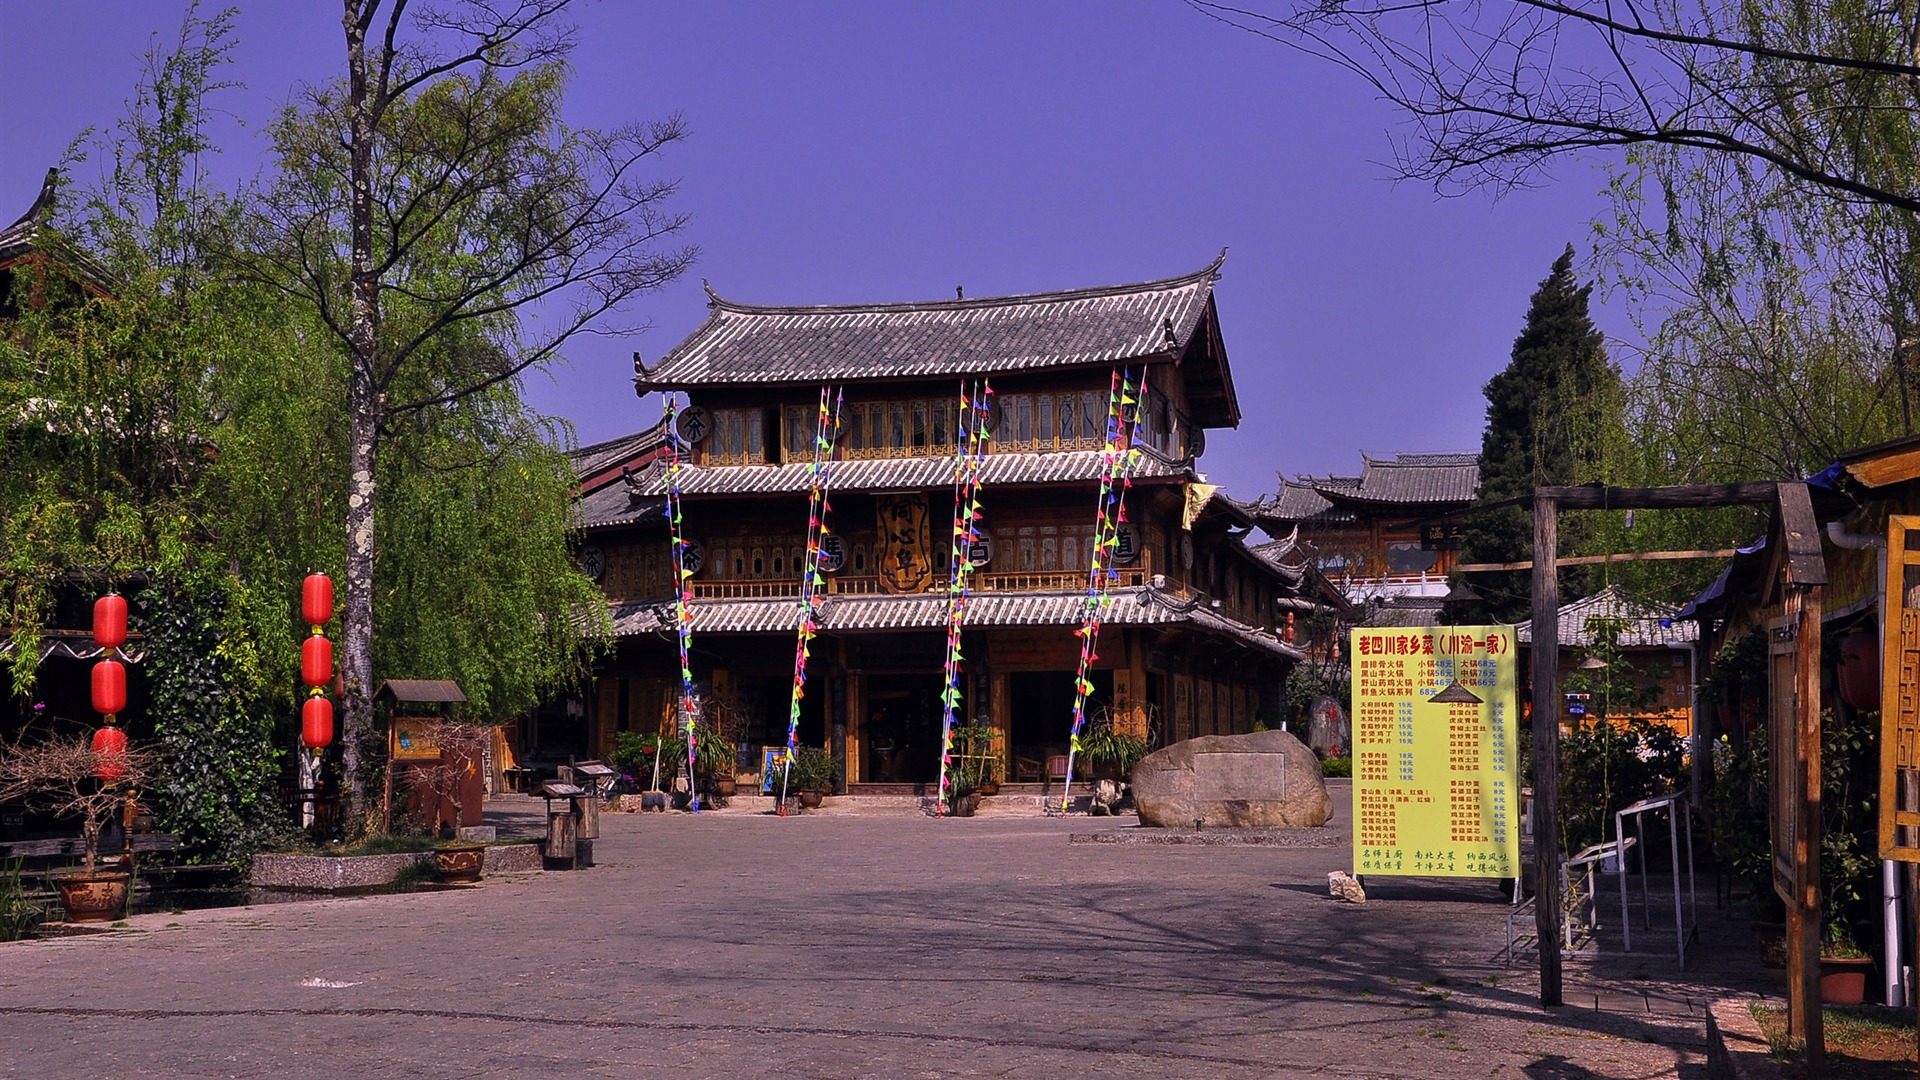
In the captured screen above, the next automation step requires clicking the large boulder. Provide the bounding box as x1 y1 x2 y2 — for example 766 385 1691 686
1132 729 1330 829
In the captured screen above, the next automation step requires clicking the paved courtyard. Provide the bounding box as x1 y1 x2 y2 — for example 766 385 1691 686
0 792 1775 1079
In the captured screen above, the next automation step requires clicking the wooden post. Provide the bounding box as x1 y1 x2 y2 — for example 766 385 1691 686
1794 585 1825 1071
1531 494 1563 1006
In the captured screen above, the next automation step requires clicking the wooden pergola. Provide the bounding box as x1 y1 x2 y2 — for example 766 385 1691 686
1514 483 1826 1062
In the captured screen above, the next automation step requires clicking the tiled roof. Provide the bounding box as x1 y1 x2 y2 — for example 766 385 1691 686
577 480 662 530
1360 596 1447 628
1253 451 1478 523
625 447 1192 498
611 587 1302 659
0 168 112 292
1327 452 1479 506
1253 481 1344 525
1516 586 1697 647
0 170 55 265
571 424 668 483
638 257 1224 390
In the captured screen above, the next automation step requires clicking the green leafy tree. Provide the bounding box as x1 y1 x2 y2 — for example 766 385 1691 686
1459 247 1622 623
233 0 694 825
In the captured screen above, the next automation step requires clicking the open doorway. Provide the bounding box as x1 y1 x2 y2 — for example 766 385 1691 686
863 673 942 783
1007 670 1110 781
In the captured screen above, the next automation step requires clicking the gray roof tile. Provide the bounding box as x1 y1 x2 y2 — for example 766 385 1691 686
627 447 1192 498
1516 586 1697 647
611 587 1301 659
638 257 1224 389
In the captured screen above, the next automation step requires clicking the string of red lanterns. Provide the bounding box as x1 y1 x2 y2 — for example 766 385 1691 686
300 574 334 751
90 593 129 781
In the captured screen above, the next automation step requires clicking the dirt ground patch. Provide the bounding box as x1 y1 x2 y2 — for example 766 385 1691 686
1755 1003 1918 1078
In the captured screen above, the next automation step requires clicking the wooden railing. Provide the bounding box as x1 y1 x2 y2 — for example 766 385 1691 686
691 580 803 599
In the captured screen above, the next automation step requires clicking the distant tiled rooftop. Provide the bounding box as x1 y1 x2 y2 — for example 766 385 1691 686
1516 586 1696 648
1254 451 1479 523
570 424 667 484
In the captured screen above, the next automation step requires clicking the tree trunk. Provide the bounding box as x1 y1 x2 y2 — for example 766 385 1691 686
340 1 382 830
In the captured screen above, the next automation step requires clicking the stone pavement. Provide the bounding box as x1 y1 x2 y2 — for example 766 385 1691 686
0 791 1778 1079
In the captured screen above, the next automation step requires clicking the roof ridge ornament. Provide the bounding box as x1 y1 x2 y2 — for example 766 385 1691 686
8 167 58 231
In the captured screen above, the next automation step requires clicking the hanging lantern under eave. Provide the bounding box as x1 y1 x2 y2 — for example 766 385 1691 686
301 635 333 688
92 725 128 781
91 658 127 717
302 573 334 628
92 594 128 651
301 696 334 750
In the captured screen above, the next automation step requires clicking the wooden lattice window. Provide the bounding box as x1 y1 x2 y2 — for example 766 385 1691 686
1881 515 1920 862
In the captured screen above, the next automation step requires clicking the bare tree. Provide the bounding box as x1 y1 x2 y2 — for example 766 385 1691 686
235 0 695 827
0 735 156 873
1185 0 1920 212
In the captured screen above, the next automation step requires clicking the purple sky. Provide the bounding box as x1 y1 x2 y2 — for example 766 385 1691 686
2 2 1622 503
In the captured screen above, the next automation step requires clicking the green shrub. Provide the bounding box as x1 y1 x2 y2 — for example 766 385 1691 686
1319 757 1352 778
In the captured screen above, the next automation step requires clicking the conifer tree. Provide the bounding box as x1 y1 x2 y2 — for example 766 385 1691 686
1460 246 1620 624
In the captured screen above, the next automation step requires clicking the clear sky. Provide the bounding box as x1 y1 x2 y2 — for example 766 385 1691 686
1 2 1622 502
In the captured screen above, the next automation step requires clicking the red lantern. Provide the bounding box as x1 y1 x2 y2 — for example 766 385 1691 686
92 725 128 781
302 573 333 628
301 635 333 688
302 696 334 750
93 594 128 651
91 658 127 717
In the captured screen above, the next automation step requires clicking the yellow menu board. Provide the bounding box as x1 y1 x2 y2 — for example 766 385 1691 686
1350 625 1519 879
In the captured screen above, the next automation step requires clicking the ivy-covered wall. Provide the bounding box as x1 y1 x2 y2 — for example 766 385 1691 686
139 576 290 864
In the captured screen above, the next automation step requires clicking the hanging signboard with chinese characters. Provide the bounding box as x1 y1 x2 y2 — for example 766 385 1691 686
1350 625 1519 880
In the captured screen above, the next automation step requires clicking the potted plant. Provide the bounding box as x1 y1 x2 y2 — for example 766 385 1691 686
613 729 674 801
0 732 155 922
1819 922 1874 1005
785 746 840 809
1078 719 1150 782
949 720 1000 797
694 724 737 800
412 720 493 884
1818 706 1880 1004
944 753 988 817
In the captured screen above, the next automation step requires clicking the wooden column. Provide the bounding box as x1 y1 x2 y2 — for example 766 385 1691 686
1789 585 1825 1068
1530 494 1563 1006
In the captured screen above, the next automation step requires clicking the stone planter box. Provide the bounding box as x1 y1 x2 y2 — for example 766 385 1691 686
250 851 432 891
484 842 541 874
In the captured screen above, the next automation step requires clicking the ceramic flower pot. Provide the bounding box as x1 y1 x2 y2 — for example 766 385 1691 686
54 870 130 923
433 841 486 884
1819 955 1874 1005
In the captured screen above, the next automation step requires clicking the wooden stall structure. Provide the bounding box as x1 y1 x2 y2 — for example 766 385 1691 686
1522 482 1824 1065
375 679 471 834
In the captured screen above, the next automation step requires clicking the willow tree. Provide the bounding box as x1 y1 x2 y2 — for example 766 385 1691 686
236 0 695 823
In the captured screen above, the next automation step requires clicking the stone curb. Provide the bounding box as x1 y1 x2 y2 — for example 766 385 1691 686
1707 996 1787 1080
1067 827 1341 846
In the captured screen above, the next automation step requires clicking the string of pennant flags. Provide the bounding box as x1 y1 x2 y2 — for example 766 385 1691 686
782 386 843 808
662 394 701 812
1061 367 1146 813
936 379 994 815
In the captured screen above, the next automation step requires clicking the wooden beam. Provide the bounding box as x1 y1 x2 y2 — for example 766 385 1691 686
1845 444 1920 489
1535 482 1783 510
1531 494 1563 1007
1455 549 1738 573
1775 482 1828 587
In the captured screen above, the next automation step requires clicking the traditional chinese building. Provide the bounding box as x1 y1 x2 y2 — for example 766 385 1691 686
571 258 1303 789
1251 451 1479 604
1516 586 1696 739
